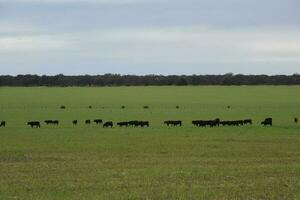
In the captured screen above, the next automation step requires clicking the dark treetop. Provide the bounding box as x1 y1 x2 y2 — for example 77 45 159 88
1 74 300 86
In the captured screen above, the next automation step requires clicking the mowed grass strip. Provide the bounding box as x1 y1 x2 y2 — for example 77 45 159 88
0 86 300 200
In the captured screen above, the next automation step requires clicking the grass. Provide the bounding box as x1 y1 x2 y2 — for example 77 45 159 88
0 86 300 200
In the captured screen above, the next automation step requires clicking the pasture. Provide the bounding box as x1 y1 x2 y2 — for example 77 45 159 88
0 86 300 200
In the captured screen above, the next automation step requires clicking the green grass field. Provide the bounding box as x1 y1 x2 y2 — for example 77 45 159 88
0 86 300 200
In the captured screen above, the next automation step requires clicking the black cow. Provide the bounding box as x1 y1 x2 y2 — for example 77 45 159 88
220 121 228 126
215 118 221 126
220 121 238 126
139 121 149 127
103 121 113 128
208 120 219 127
192 119 219 127
236 120 244 126
44 120 59 125
164 120 182 127
261 118 272 126
128 120 139 127
94 119 103 125
295 118 298 123
27 121 41 128
117 122 129 127
85 120 91 125
231 121 241 126
128 120 149 127
192 120 205 127
73 120 78 125
221 119 251 127
164 121 171 126
0 121 5 127
44 120 53 125
117 121 149 128
243 119 253 125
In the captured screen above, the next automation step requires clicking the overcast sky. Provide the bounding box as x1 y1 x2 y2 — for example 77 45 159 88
0 0 300 75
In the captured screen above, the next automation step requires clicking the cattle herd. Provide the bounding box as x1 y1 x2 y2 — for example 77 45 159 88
192 118 253 127
0 117 298 129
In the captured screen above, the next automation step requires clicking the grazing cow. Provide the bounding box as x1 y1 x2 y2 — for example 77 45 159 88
0 121 5 127
192 119 219 128
243 119 253 125
44 120 53 125
164 120 182 127
219 119 252 126
128 120 139 127
235 120 244 126
73 120 78 125
117 122 129 127
127 120 150 127
220 119 254 127
221 121 237 126
220 121 227 126
44 120 59 125
139 121 149 127
27 121 40 128
215 118 220 126
117 121 149 128
121 106 126 109
192 120 206 127
103 121 113 128
60 105 66 109
94 119 103 125
261 118 272 126
295 118 298 123
176 106 180 109
208 119 219 127
85 120 91 125
164 120 171 126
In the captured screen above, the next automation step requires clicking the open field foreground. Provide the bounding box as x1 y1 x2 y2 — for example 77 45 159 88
0 86 300 200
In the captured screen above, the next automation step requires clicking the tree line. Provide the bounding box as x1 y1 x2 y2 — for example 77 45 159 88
0 74 300 86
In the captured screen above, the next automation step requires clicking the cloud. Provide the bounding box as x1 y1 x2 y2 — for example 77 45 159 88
0 0 299 75
71 27 300 63
250 41 300 56
0 34 73 52
1 26 299 66
0 0 154 4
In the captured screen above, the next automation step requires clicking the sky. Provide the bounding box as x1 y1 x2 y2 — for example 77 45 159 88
0 0 300 75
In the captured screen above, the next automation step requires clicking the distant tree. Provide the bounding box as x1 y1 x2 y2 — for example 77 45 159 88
1 74 300 86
